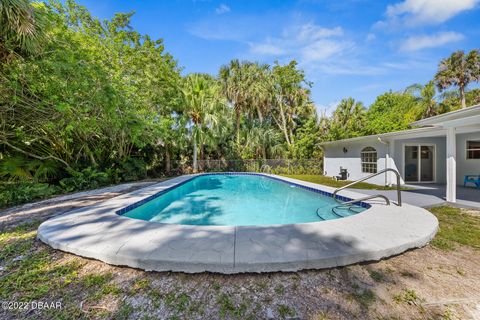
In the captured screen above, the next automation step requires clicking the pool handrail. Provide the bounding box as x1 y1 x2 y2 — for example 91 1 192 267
332 168 402 206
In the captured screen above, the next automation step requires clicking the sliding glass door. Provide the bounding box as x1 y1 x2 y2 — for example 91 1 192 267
404 145 435 183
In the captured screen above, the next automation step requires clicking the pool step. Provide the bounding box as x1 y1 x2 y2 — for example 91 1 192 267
316 204 364 221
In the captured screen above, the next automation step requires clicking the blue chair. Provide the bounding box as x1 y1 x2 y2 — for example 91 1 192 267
464 175 480 188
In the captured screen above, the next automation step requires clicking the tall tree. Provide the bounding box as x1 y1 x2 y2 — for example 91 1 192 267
363 91 417 135
181 74 225 172
0 0 45 62
405 81 438 119
435 49 480 109
219 60 248 144
271 61 314 146
328 98 365 140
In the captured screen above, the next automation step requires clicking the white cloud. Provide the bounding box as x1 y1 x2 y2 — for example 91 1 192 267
249 23 352 63
296 24 343 40
249 42 285 55
301 39 351 62
316 101 340 117
366 33 376 42
244 22 397 76
379 0 478 27
215 4 230 14
400 31 464 51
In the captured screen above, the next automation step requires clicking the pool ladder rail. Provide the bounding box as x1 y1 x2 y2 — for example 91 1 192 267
317 168 403 219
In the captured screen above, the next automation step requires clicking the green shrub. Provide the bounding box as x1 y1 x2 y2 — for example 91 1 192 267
59 167 110 192
0 182 59 208
117 157 147 182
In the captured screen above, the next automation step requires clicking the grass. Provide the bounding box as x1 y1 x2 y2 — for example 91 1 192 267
369 270 385 282
393 289 423 305
429 206 480 251
277 304 295 318
0 221 129 318
349 289 376 309
1 195 479 319
280 174 406 190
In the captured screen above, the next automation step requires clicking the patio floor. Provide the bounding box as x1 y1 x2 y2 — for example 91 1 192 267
351 184 480 209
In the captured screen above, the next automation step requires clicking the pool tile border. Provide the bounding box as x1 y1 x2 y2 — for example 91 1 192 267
37 174 439 274
116 172 371 217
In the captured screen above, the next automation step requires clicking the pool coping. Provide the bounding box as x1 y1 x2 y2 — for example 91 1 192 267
37 173 439 274
116 172 371 219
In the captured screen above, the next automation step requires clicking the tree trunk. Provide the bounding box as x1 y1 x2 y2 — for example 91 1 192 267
199 142 204 172
278 103 291 145
256 106 264 124
261 146 267 161
236 109 241 144
165 146 171 173
460 85 466 109
193 142 198 173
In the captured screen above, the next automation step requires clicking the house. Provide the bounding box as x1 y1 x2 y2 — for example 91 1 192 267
319 104 480 203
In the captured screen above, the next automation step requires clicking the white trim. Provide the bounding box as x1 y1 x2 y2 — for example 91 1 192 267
402 143 437 183
446 128 456 202
466 139 480 160
411 104 480 127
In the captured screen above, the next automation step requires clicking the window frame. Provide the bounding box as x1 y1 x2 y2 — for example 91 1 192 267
466 140 480 160
361 147 378 174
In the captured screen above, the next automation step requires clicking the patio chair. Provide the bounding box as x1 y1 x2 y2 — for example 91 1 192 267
463 175 480 189
335 168 348 181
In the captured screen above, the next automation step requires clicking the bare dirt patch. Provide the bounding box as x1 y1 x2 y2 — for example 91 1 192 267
1 187 479 319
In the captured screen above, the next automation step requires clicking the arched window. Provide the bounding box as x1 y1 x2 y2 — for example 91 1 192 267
361 147 377 173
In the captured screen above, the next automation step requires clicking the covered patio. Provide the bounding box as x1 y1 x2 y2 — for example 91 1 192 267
354 183 480 209
409 106 480 204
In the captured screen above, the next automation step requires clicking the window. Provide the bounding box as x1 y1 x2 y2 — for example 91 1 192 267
467 140 480 159
361 147 377 173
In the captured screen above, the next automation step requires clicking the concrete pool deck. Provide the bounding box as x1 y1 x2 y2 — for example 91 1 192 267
37 174 439 274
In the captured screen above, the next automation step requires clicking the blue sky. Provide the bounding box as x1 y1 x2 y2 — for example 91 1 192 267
76 0 480 115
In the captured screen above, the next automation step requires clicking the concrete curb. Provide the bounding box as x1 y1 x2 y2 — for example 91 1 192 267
37 174 439 274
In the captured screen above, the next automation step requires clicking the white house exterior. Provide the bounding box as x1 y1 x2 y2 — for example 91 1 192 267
320 104 480 203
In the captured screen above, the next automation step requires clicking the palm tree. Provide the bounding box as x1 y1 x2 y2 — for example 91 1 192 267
219 60 270 144
0 0 45 61
243 124 283 160
244 62 271 124
329 98 365 140
271 61 313 146
405 81 438 119
180 74 224 172
435 49 480 109
219 60 244 144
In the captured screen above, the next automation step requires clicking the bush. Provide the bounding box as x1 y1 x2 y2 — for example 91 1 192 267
59 167 110 192
0 182 59 208
117 158 147 182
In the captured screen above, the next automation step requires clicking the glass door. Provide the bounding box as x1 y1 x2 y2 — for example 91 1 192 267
404 146 419 182
420 146 434 182
404 145 435 183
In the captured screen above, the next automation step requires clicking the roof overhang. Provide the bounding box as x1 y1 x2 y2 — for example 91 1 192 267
318 124 480 146
318 127 444 146
319 104 480 147
411 104 480 128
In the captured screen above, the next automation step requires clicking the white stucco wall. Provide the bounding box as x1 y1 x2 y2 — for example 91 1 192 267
457 132 480 185
323 139 390 185
392 136 446 184
323 131 480 186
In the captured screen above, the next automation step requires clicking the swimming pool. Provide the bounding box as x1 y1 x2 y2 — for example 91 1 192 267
38 173 439 273
119 174 368 226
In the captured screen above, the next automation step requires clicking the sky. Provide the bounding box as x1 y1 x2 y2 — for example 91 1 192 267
75 0 480 115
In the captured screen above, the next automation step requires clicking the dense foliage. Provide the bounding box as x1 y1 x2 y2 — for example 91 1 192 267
0 0 479 207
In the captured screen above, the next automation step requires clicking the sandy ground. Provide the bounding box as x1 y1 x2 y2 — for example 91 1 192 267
1 184 479 320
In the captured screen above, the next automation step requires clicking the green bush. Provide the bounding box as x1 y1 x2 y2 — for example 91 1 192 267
117 158 147 182
0 182 59 208
59 167 110 192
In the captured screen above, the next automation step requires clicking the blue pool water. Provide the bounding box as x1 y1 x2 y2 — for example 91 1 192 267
121 174 367 226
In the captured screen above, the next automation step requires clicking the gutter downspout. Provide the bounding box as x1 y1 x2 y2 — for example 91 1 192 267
377 137 391 186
